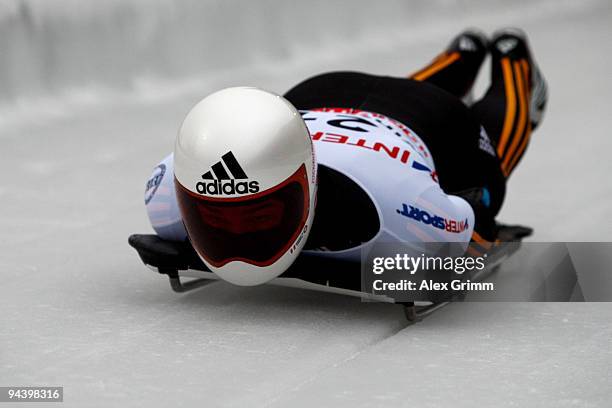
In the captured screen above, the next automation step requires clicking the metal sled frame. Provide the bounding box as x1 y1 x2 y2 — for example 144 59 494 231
129 224 531 322
155 265 505 322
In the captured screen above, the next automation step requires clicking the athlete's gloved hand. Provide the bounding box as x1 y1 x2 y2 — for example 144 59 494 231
454 186 497 241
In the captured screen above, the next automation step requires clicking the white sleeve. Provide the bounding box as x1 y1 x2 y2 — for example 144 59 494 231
144 153 187 241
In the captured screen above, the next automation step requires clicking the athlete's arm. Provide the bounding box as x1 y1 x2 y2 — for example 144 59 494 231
405 183 476 244
144 153 187 241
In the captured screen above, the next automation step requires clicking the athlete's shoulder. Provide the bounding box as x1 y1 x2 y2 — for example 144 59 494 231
301 108 475 255
301 108 435 170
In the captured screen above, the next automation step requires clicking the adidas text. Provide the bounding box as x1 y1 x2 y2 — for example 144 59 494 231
196 179 260 195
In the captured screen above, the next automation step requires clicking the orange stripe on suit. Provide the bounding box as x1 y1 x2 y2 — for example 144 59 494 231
502 60 528 176
411 52 461 82
496 58 517 157
506 61 533 174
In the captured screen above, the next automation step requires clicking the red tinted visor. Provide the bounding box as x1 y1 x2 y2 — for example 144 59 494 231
176 165 310 267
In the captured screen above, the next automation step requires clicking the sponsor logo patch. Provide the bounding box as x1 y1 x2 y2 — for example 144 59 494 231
478 126 496 157
396 203 469 234
310 131 412 165
196 151 260 196
144 163 166 204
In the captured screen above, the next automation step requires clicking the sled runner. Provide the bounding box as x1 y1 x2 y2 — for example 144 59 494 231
128 224 532 322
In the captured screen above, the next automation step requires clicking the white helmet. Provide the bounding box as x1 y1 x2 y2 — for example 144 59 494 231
174 87 317 286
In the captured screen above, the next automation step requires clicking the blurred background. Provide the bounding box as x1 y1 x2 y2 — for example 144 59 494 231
1 1 612 407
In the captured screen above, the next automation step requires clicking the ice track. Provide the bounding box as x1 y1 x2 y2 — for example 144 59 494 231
1 0 612 406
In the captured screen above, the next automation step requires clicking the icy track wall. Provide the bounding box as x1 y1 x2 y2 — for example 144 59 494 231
0 0 562 111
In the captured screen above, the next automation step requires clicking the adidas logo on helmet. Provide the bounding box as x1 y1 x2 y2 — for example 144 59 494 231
195 151 260 196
